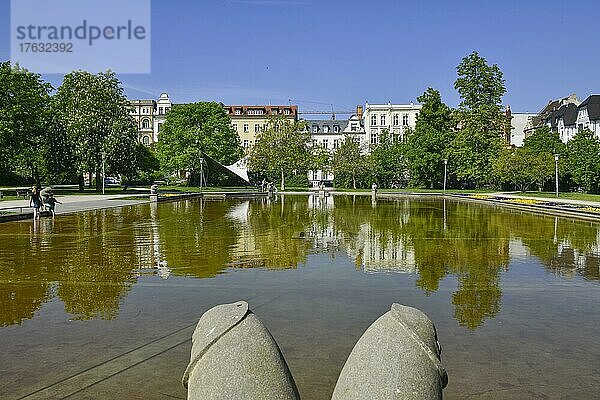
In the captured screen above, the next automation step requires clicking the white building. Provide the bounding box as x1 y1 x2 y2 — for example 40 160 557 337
510 112 536 146
129 92 172 146
153 93 172 143
305 107 366 187
363 101 422 146
575 95 600 137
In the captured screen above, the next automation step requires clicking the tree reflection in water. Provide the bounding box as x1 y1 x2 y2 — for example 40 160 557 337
0 195 598 329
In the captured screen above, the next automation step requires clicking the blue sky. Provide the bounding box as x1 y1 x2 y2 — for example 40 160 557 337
1 0 599 113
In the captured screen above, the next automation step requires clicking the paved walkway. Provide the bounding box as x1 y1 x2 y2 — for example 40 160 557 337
0 194 149 217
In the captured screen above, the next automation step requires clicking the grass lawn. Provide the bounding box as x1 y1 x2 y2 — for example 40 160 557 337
518 192 600 202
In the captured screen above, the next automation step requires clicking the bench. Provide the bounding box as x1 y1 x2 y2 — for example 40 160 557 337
15 189 29 199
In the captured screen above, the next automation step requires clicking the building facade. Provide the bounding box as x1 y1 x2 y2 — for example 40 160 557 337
362 102 422 146
224 105 298 150
130 92 173 146
575 95 600 136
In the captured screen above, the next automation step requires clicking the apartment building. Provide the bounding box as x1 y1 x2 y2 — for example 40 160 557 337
129 92 172 146
363 101 422 146
224 105 298 149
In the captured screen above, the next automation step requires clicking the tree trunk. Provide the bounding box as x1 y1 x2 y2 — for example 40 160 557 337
33 166 40 187
78 174 84 192
96 168 102 192
280 169 285 191
352 175 356 189
88 171 93 188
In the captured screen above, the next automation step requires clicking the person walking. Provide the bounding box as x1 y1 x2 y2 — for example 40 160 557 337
44 194 62 217
29 186 42 219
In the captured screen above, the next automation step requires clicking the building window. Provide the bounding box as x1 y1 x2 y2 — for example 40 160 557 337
371 115 377 126
235 109 242 115
243 124 249 133
322 139 328 149
370 133 378 144
142 135 150 145
323 125 330 133
248 109 264 115
142 119 150 129
393 114 399 126
351 123 358 132
312 171 318 180
243 139 249 148
334 125 340 133
402 114 409 126
313 125 319 133
158 107 163 114
232 124 238 132
333 139 340 149
312 139 318 147
158 123 163 132
272 109 278 115
381 115 386 126
255 124 260 133
284 109 291 115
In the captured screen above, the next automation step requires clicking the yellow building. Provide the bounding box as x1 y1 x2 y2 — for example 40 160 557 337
224 105 298 149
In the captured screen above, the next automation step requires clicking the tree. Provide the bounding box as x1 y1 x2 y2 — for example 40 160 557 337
54 70 139 191
450 51 509 188
368 130 407 188
0 62 53 185
332 136 367 189
523 126 565 155
311 144 331 181
567 129 600 193
405 88 454 188
492 147 554 191
156 102 243 185
248 115 310 190
454 51 505 110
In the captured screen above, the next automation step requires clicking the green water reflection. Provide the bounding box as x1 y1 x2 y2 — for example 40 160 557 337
0 195 598 329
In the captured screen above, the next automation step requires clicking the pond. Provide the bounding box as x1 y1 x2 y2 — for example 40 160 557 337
1 195 599 399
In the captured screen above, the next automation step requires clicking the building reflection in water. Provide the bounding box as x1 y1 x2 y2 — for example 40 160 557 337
0 196 599 329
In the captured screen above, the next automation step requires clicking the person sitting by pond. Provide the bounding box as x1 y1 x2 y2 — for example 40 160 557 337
29 186 42 219
44 194 62 217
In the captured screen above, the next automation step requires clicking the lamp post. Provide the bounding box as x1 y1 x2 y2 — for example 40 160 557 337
102 152 105 195
199 157 205 191
443 159 448 193
554 154 559 198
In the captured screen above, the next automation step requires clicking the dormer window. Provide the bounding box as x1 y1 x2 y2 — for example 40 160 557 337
248 109 264 115
312 125 319 133
334 125 340 133
272 109 278 114
235 109 242 115
284 109 291 115
323 125 330 133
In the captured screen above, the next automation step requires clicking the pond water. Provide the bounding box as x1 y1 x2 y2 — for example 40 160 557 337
1 195 599 399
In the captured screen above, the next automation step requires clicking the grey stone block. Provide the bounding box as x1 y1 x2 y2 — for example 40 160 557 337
183 301 300 400
331 303 448 400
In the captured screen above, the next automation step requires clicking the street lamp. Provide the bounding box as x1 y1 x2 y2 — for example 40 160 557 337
554 154 559 198
199 157 205 190
443 159 448 193
102 152 106 195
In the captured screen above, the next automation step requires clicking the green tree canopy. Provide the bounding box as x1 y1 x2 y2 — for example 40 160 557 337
368 130 407 188
53 70 139 191
450 51 509 188
405 88 454 188
523 126 565 155
332 136 367 189
567 129 600 193
156 102 243 184
248 115 310 190
0 61 53 185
